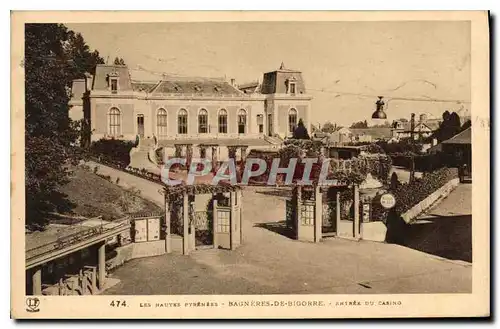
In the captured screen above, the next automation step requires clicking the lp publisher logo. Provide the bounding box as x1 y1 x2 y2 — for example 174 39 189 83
26 297 40 312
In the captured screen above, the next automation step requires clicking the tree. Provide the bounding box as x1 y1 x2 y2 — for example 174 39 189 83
350 120 368 128
292 118 310 139
321 121 337 133
25 24 104 230
434 110 462 142
114 57 126 65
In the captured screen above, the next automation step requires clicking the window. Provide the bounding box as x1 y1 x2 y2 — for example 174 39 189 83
198 109 208 134
257 114 264 133
288 108 297 133
157 108 168 137
238 109 247 134
289 82 296 94
178 109 188 134
108 107 121 136
218 109 228 134
110 78 118 93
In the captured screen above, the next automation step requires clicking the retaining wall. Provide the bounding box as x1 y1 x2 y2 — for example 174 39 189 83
401 178 460 224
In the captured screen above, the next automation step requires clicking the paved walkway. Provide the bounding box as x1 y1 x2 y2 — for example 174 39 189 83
104 187 471 295
88 161 164 207
401 183 472 262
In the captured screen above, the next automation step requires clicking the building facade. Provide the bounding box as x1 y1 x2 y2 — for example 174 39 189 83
71 63 312 147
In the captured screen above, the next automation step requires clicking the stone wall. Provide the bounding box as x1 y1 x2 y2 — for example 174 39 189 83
401 178 460 224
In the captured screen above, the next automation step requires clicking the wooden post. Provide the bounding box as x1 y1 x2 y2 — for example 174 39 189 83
98 242 106 290
79 269 86 295
32 267 42 296
84 265 97 294
336 192 341 235
314 185 322 243
213 195 218 249
183 191 189 255
165 197 171 253
353 185 360 239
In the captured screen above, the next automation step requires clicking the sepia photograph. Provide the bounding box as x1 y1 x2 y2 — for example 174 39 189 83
11 11 490 319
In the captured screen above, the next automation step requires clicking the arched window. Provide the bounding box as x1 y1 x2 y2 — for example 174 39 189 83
218 109 228 134
238 109 247 134
288 108 297 134
178 109 188 134
157 108 168 137
108 107 121 136
198 109 208 134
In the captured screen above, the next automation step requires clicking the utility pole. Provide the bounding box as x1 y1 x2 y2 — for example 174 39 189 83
409 113 416 184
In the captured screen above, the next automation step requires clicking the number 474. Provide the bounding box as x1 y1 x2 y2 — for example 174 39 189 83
110 300 127 307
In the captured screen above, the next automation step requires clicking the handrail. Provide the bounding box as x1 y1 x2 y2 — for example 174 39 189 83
26 218 130 261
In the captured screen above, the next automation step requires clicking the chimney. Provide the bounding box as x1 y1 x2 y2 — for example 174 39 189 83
84 72 93 91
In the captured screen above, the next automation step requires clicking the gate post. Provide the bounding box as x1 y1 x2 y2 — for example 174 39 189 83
314 185 322 243
212 195 218 249
182 191 190 255
295 185 302 240
165 196 171 254
230 191 236 250
336 191 341 234
353 184 360 239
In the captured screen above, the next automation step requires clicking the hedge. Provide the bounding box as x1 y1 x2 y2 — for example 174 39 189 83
371 167 458 221
90 139 137 168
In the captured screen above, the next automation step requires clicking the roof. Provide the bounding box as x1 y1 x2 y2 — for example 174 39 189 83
150 77 243 96
93 65 244 96
442 127 471 145
349 128 392 139
93 64 133 90
70 79 86 103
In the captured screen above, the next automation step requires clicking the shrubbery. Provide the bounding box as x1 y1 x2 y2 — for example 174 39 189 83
90 138 137 168
371 167 458 221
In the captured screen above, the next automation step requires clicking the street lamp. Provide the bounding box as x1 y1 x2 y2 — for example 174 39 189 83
372 96 388 119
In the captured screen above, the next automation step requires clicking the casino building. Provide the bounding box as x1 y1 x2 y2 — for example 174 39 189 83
70 62 312 149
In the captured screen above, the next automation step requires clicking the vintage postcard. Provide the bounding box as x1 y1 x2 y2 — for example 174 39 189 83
11 11 490 319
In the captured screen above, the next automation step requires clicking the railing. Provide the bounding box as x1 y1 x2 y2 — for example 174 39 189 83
26 218 130 263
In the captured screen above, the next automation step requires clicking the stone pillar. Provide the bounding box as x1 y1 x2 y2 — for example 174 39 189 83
353 185 360 239
314 186 322 243
213 195 218 249
230 191 236 250
241 146 248 163
183 191 190 255
98 241 106 290
211 146 218 172
336 192 341 234
31 266 42 296
238 189 243 244
296 186 302 240
165 197 172 253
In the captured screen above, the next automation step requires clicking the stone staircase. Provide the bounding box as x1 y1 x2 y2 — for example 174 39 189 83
129 137 161 174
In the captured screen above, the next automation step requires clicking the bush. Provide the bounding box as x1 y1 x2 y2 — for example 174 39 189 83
372 167 458 221
90 139 136 168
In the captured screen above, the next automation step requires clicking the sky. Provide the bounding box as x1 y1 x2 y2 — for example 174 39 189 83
67 21 471 126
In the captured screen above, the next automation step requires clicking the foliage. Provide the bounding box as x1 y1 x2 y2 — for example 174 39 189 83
320 121 337 133
25 23 104 230
90 138 137 168
371 167 458 221
350 120 368 128
292 118 310 139
113 57 126 65
433 110 462 142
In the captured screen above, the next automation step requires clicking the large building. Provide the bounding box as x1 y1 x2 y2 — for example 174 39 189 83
70 63 312 151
